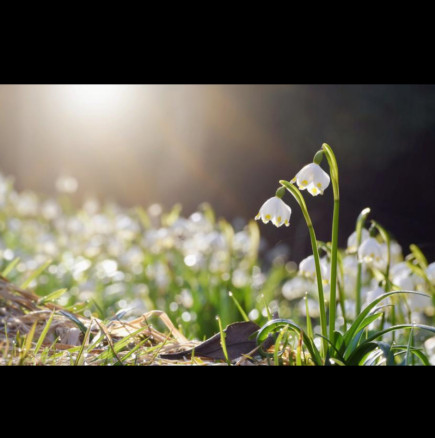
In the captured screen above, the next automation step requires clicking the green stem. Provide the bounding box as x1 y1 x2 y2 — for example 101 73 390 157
372 219 393 340
322 143 340 343
329 199 339 342
355 208 371 315
336 251 347 330
280 180 328 358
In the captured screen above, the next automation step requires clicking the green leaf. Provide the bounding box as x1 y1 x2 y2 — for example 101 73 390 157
256 319 322 366
92 325 152 362
274 326 288 366
23 321 38 357
409 244 428 268
364 323 435 344
1 257 20 277
38 288 68 305
228 291 249 322
342 290 430 351
74 321 92 366
346 342 379 366
355 312 383 334
305 295 313 339
34 310 55 355
373 341 395 366
59 310 87 334
217 316 231 366
114 337 150 365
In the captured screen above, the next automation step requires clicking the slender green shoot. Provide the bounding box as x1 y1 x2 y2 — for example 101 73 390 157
1 257 21 277
228 291 249 322
322 143 340 343
34 310 56 356
216 316 231 365
20 259 52 289
355 208 371 315
280 179 328 357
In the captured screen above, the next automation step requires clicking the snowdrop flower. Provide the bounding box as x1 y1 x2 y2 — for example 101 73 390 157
291 163 330 196
255 196 291 227
426 262 435 284
358 237 383 265
347 229 369 253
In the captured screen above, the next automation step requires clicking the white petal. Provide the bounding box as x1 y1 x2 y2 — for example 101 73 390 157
347 229 369 252
255 196 291 228
426 262 435 284
307 182 322 196
295 163 317 190
358 237 383 264
312 165 330 192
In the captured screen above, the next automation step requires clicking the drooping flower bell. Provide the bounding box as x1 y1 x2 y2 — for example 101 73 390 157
346 229 369 253
357 237 383 265
255 196 291 228
291 163 330 196
299 254 329 282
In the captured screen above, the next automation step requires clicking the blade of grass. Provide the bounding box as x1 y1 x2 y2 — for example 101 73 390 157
273 326 288 366
20 259 52 289
20 321 38 364
228 291 249 322
216 315 231 365
94 319 122 364
38 289 68 305
34 310 55 355
114 337 150 365
1 257 20 277
305 293 313 339
59 310 87 334
74 321 93 366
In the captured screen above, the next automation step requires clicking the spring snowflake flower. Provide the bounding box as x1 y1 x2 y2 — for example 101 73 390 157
426 262 435 284
358 237 383 264
346 229 369 253
299 255 329 282
291 163 330 196
365 286 390 306
255 196 291 227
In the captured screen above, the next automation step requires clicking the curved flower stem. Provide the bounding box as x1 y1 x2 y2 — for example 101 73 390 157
355 208 371 315
321 143 340 343
280 180 328 358
372 220 394 340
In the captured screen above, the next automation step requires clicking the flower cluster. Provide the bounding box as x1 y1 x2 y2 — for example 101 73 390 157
0 172 289 339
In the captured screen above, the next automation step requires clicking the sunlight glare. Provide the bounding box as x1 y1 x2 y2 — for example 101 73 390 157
62 85 127 117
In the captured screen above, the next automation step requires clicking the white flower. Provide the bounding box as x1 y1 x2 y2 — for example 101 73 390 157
358 237 383 265
390 262 412 283
347 229 369 253
426 262 435 284
291 163 330 196
365 286 389 306
255 196 291 227
299 255 329 282
282 276 313 300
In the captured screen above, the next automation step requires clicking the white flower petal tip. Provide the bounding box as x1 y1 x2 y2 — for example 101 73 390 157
255 196 291 228
357 237 383 264
293 163 330 196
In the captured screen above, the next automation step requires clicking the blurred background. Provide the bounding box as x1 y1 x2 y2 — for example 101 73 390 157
1 84 434 262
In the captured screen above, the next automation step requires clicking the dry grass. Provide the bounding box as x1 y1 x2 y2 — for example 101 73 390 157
0 277 269 366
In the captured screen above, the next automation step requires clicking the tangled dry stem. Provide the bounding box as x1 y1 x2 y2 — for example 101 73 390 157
0 277 269 365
